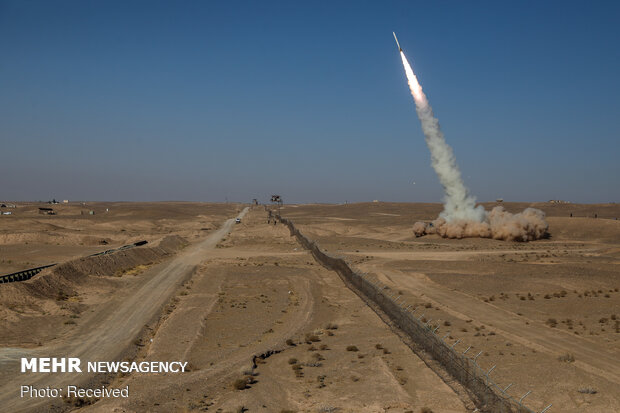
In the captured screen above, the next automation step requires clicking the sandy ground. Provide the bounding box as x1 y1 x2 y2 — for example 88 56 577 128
0 202 239 274
82 208 466 413
1 201 618 413
280 202 620 412
0 203 245 412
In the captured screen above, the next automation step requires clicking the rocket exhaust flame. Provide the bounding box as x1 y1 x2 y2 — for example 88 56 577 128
396 35 548 241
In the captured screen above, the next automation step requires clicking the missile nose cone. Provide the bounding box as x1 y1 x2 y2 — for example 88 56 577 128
392 32 402 52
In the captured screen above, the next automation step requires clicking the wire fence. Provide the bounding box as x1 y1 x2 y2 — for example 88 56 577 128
279 215 551 413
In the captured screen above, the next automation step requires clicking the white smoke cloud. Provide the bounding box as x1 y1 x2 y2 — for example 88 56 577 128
398 50 548 241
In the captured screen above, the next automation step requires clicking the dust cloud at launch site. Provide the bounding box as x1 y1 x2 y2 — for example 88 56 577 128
396 42 548 241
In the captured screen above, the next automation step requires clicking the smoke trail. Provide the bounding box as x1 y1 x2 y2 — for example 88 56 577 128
400 51 485 222
398 50 548 241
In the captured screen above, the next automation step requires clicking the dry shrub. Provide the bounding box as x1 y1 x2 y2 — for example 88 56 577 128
346 345 359 352
233 378 249 390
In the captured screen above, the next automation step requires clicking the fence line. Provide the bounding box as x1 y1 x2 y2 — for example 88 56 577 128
278 216 550 413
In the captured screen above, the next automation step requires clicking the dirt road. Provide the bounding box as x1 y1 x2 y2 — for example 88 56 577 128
80 209 466 412
0 208 248 413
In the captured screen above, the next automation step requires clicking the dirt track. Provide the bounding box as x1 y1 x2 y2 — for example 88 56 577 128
80 208 466 413
2 202 618 412
0 208 248 413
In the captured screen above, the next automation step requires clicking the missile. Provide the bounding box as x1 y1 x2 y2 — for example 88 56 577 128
393 32 402 52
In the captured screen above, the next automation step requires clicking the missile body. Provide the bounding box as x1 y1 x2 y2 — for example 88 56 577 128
393 32 402 52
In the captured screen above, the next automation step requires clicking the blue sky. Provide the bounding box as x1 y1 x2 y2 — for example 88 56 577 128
1 0 618 203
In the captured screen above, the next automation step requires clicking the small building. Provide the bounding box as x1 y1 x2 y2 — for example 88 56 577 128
0 203 16 208
38 207 55 215
2 212 12 215
63 200 69 204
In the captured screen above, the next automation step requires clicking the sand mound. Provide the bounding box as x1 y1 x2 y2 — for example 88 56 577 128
0 235 188 315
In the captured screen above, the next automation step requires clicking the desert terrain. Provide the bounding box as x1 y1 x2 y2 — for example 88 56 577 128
280 201 620 412
0 201 618 412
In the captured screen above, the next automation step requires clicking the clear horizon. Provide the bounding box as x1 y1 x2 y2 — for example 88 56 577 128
1 1 619 204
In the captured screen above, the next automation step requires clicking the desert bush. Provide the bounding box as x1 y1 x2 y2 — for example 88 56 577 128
325 323 338 330
288 358 298 365
546 318 558 328
443 321 451 326
286 338 295 346
305 333 320 343
346 345 358 352
578 387 597 394
233 378 249 390
375 343 383 349
420 408 433 413
558 353 575 363
63 396 95 407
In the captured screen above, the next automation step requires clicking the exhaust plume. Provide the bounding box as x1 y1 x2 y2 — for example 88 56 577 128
397 49 548 241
